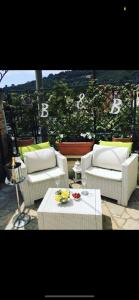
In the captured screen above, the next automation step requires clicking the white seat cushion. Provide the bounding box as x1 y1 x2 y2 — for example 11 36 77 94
27 167 65 183
92 144 129 171
86 167 122 181
24 147 56 173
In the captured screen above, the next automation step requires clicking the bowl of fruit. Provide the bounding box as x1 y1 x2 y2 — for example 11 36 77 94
71 192 81 201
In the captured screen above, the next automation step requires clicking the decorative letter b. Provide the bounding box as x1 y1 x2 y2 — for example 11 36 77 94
41 103 49 117
110 98 122 114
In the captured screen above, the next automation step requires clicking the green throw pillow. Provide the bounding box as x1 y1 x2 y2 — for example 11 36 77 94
19 141 51 159
99 141 133 154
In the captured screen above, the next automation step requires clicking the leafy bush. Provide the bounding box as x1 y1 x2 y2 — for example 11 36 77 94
4 80 138 146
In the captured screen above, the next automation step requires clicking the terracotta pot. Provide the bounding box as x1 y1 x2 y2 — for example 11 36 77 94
56 141 95 155
112 137 132 142
17 137 34 147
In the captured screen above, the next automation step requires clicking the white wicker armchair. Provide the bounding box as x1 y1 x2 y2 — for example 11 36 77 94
81 144 138 206
16 148 69 207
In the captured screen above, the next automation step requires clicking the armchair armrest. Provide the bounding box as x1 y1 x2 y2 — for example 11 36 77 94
81 150 93 179
15 156 27 178
55 151 69 186
121 153 138 206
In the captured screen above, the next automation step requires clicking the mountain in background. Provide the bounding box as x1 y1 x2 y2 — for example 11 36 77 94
2 70 139 92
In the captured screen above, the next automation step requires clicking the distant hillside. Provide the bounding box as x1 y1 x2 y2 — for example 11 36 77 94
2 70 139 92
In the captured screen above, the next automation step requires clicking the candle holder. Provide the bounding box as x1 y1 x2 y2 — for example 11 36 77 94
5 160 31 228
72 161 81 183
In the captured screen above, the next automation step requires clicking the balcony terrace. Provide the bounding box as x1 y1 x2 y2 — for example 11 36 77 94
0 78 139 230
0 159 139 230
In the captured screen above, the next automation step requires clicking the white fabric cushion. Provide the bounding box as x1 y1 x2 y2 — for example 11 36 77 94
86 167 122 181
24 147 56 173
27 167 65 183
92 144 129 171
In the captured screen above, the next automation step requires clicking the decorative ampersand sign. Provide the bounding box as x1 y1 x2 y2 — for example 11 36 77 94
77 93 86 110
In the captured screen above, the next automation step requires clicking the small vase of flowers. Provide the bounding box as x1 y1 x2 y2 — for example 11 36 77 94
55 189 70 204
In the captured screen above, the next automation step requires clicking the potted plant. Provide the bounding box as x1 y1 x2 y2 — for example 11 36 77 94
43 81 95 155
55 133 95 155
17 135 34 147
16 115 35 147
112 133 132 142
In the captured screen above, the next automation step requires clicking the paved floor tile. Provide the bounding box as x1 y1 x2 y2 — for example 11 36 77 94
120 211 130 219
1 163 139 230
126 208 139 220
113 216 126 228
122 219 139 230
105 202 125 217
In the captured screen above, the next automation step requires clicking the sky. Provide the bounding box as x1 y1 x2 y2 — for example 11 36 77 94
0 70 66 88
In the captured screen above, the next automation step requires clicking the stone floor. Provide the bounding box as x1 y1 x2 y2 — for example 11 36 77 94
0 179 139 230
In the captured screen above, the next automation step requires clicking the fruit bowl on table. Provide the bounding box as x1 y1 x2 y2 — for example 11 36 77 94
71 192 81 201
55 189 70 204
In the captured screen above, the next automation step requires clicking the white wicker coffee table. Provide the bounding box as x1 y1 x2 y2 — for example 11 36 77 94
37 188 102 230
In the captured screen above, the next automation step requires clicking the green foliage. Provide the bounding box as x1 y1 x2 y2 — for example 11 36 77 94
6 92 39 137
4 80 138 144
136 107 139 147
43 81 95 141
43 81 92 140
40 80 136 142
